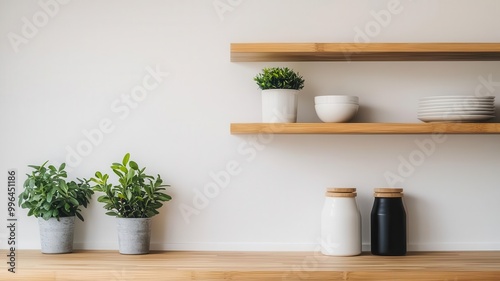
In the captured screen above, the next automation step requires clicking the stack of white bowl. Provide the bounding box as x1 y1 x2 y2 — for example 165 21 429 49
314 95 359 123
418 95 495 122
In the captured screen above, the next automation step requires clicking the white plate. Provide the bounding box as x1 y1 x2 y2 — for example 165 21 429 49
418 108 495 113
420 96 495 100
418 111 495 116
419 100 495 105
419 103 495 107
419 98 494 102
418 115 495 122
418 106 495 110
418 101 494 106
418 105 495 111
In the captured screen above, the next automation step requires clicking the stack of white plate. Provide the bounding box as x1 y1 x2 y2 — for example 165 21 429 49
418 96 495 122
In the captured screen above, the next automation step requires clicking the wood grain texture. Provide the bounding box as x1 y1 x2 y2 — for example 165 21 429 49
230 123 500 134
230 43 500 61
2 251 500 281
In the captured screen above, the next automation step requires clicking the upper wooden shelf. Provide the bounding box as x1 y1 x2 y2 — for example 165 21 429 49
230 123 500 134
230 43 500 62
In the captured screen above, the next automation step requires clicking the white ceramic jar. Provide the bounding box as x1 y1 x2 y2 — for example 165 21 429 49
320 188 361 256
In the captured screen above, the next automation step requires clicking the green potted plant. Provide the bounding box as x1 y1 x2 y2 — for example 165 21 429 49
254 67 305 123
18 161 93 254
90 153 171 255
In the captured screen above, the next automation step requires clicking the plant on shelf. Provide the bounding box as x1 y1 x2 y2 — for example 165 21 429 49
90 152 171 254
253 67 305 123
254 67 305 90
18 161 94 254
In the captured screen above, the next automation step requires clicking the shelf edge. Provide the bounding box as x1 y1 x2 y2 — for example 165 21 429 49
230 43 500 62
230 123 500 134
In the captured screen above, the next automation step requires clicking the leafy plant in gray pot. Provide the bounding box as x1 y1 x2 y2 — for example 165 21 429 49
18 162 93 254
90 153 171 255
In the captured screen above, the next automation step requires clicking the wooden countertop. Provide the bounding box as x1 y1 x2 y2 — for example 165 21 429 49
3 250 500 280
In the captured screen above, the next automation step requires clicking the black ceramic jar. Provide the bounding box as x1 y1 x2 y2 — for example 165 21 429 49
371 188 406 256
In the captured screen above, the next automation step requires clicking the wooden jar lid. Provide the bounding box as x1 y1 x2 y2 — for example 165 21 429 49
374 188 403 193
326 187 356 193
326 192 357 198
374 192 403 198
374 187 403 198
325 188 357 197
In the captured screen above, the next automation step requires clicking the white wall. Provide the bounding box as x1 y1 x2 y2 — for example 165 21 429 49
1 0 499 251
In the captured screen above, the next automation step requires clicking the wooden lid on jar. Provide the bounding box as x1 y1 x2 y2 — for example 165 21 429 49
326 188 357 197
326 187 356 193
374 188 403 193
374 187 404 197
326 191 357 197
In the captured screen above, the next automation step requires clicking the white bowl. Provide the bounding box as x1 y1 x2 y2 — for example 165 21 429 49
315 95 359 104
315 103 359 123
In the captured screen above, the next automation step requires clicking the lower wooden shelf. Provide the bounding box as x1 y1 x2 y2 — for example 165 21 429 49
4 250 500 280
230 123 500 134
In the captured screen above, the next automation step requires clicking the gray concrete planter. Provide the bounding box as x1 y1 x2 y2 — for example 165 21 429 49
116 218 151 255
38 216 75 254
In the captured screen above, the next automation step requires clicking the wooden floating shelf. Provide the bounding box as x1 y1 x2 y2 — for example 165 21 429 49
5 250 500 280
230 123 500 134
231 43 500 62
